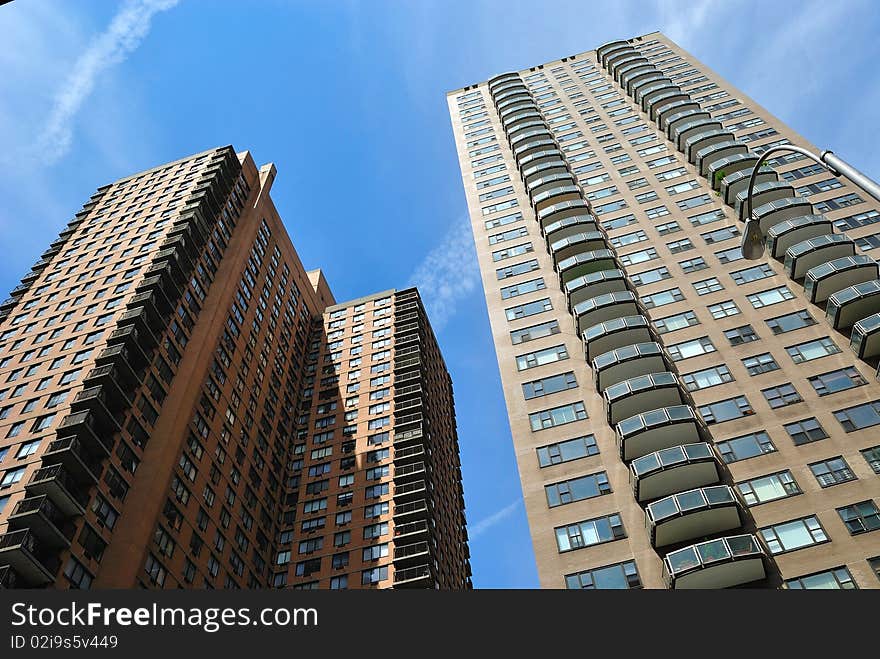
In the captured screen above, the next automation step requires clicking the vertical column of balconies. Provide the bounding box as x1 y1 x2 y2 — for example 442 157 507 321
0 148 244 589
600 39 880 401
489 66 770 589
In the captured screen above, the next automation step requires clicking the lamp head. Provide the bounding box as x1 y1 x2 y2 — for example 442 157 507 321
741 219 766 260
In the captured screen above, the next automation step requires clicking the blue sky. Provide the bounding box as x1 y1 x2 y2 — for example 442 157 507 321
1 0 879 588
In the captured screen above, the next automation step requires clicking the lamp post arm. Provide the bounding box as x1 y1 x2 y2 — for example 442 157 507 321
821 151 880 204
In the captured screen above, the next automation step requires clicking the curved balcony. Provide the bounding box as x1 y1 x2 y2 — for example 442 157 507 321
685 129 734 163
24 464 89 517
7 495 75 549
537 198 592 232
0 529 58 587
508 120 549 141
719 168 773 206
521 160 569 185
647 485 743 548
502 110 542 131
636 81 679 108
597 40 632 65
617 62 654 88
672 116 718 149
604 371 686 425
647 90 690 121
583 314 653 362
499 100 537 120
487 71 520 90
752 197 816 234
513 138 557 163
616 404 708 462
610 55 648 81
533 185 583 212
695 140 747 176
497 95 536 114
628 71 668 96
805 254 879 305
544 214 600 244
572 288 638 334
510 127 553 149
592 341 673 391
489 80 525 96
734 179 791 219
826 279 880 330
630 443 720 503
494 88 531 109
663 534 766 589
708 153 759 191
851 312 880 360
784 234 855 281
528 172 576 199
657 100 701 131
549 230 606 263
604 46 638 70
766 214 832 259
566 268 629 310
518 148 566 172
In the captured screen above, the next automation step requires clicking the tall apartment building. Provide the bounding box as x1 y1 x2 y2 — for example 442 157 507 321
0 146 471 591
448 32 880 589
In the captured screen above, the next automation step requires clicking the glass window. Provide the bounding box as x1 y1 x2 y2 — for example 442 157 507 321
666 336 715 361
761 383 803 409
522 372 578 400
759 516 828 554
565 560 641 589
545 471 611 507
730 263 774 285
529 402 588 431
716 431 775 464
653 310 699 334
834 400 880 432
555 513 625 552
860 445 880 474
785 338 841 363
536 435 599 467
741 352 779 376
516 344 568 371
748 286 795 309
699 395 754 424
837 501 880 535
785 567 857 590
693 277 723 295
809 457 856 487
766 310 816 335
808 367 868 396
681 365 733 391
737 470 800 506
783 417 828 446
707 300 740 319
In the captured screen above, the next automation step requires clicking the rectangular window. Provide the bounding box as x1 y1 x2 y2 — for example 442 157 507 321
707 300 740 319
748 286 795 309
536 435 598 467
681 364 733 391
766 310 816 335
619 247 658 267
737 470 801 506
565 561 641 589
786 338 841 364
516 344 569 371
641 287 684 309
759 516 828 554
785 567 857 590
496 259 539 280
724 324 758 346
688 209 726 227
808 366 868 396
500 277 546 300
701 226 740 244
630 266 671 287
676 194 711 211
510 320 560 345
834 400 880 432
679 256 708 274
492 242 533 262
761 383 803 409
693 277 724 295
653 310 699 334
860 445 880 474
522 372 578 399
731 264 774 285
488 226 528 245
715 246 744 265
784 417 828 446
699 395 754 424
505 298 552 321
741 352 779 376
716 431 775 464
529 401 588 431
837 501 880 535
666 238 694 254
809 456 855 487
666 336 716 361
545 471 610 507
555 513 625 552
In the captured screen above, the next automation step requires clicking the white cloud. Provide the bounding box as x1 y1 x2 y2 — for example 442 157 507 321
407 215 480 331
469 499 523 540
33 0 180 165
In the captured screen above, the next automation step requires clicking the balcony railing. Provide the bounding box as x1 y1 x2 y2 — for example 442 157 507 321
663 534 766 589
0 529 57 587
630 442 719 503
392 564 433 587
765 214 831 259
616 404 707 462
646 485 743 548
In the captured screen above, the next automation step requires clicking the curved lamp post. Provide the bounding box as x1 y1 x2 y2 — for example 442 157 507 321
741 146 880 260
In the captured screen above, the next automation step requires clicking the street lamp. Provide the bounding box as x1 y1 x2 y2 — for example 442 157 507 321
741 146 880 260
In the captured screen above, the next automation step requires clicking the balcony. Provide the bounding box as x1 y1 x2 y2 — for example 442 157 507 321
627 71 668 96
684 129 734 163
497 96 537 114
149 247 188 286
592 342 672 391
604 46 638 70
615 60 652 87
574 290 641 335
25 464 89 516
533 185 583 212
0 530 58 587
394 461 427 484
7 495 75 548
707 153 759 192
521 160 570 186
393 541 430 568
394 519 429 542
851 312 880 360
499 100 538 121
56 410 113 455
695 140 747 176
557 248 618 288
565 268 630 310
488 71 520 90
543 214 600 244
636 81 679 109
735 179 795 221
766 214 832 259
609 54 646 80
107 322 155 366
135 274 179 316
647 90 690 121
604 371 686 425
616 404 707 462
663 534 766 589
826 279 880 330
394 479 427 503
124 292 166 333
549 231 606 263
671 116 717 148
494 88 531 109
41 437 103 483
657 100 701 131
510 120 552 142
647 485 743 548
392 564 433 588
10 283 31 298
631 443 719 503
490 80 526 96
597 40 632 65
515 139 558 163
510 128 553 151
517 148 566 172
71 385 123 435
0 565 19 589
583 314 653 362
393 443 426 465
784 234 855 281
503 110 542 132
752 197 814 234
393 499 429 523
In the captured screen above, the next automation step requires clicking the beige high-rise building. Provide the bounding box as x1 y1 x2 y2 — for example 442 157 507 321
448 32 880 589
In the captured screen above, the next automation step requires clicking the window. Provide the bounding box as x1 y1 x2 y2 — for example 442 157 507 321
653 310 698 334
837 500 880 535
630 266 671 287
565 561 641 589
555 513 625 552
679 256 708 274
656 220 680 235
1 467 25 488
666 336 715 361
759 516 828 554
786 338 841 363
510 320 560 345
516 344 568 371
716 431 775 463
786 567 857 590
741 352 779 376
545 471 610 507
642 287 684 309
808 367 868 396
715 246 744 265
492 242 533 262
665 180 700 196
610 230 647 248
619 247 658 267
766 310 816 335
496 259 539 280
693 277 723 295
707 300 740 319
646 205 671 220
761 383 802 409
666 238 693 254
861 445 880 474
724 324 758 346
500 277 546 300
809 456 855 487
748 286 795 309
681 365 733 391
688 209 725 226
505 298 552 321
699 395 754 424
536 435 598 467
737 470 800 506
676 194 711 211
529 402 587 431
834 400 880 432
361 566 388 585
16 439 40 458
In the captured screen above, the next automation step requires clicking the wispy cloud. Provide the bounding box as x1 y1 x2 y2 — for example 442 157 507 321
407 215 479 331
469 499 523 540
33 0 180 165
